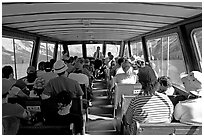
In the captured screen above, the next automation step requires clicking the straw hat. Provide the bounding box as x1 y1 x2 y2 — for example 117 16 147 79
180 71 202 96
54 60 68 74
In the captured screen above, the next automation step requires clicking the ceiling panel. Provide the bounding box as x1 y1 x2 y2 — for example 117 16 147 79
2 2 202 41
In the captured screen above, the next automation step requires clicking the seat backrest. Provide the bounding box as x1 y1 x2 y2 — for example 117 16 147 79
121 95 135 115
2 116 20 135
114 83 141 109
70 97 82 115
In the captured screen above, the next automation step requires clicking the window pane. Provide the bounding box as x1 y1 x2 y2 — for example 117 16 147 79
57 44 63 61
106 44 120 58
192 28 202 62
14 39 33 79
86 44 103 57
130 41 143 58
47 43 55 60
2 37 33 79
38 42 47 62
124 43 129 58
68 44 82 57
147 33 186 86
2 37 16 78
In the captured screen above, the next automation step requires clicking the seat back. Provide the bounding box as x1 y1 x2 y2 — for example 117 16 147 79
114 83 141 109
2 116 20 135
121 95 135 115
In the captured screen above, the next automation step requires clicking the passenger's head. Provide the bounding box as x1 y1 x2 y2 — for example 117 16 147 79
180 71 202 97
109 55 114 60
50 59 56 69
158 76 172 93
74 62 83 73
84 59 90 65
27 66 37 83
138 66 159 94
117 57 124 66
38 61 45 71
44 62 52 72
122 60 133 75
97 46 100 51
54 60 68 76
2 66 14 79
107 52 111 56
69 56 74 63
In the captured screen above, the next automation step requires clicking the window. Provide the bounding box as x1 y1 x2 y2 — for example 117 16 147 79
2 37 34 79
191 28 202 63
86 44 103 57
123 43 129 58
57 44 63 61
68 44 82 57
105 44 120 58
130 41 143 58
147 33 186 86
38 42 55 63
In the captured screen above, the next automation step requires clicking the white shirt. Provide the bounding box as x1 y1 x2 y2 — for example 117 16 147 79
68 73 89 87
174 98 202 124
115 67 124 75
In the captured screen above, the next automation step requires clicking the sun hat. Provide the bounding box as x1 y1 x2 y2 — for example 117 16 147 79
180 71 202 96
188 71 202 96
138 65 157 84
2 78 13 95
54 60 68 74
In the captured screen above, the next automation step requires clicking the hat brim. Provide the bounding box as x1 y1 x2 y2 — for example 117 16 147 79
54 65 68 74
190 90 202 97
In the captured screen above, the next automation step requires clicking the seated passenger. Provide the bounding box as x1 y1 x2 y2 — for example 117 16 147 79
125 66 174 134
2 66 28 97
24 66 37 90
40 62 57 85
65 57 75 74
42 60 84 99
42 91 83 135
2 65 17 85
158 76 175 95
83 59 94 76
2 79 31 135
68 63 89 87
37 61 46 77
115 60 137 84
174 71 202 124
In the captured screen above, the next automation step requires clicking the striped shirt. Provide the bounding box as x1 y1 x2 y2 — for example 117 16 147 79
125 92 174 125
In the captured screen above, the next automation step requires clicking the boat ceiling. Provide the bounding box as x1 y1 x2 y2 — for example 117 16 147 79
2 2 202 42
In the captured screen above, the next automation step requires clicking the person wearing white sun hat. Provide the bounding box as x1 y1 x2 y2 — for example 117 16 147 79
41 60 84 134
174 71 202 124
42 60 84 99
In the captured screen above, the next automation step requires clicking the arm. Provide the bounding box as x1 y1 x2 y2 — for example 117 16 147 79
174 102 182 121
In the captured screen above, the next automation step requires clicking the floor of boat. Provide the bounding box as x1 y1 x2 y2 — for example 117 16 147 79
85 79 119 135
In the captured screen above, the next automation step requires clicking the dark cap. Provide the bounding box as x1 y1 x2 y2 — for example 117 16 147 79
27 66 36 74
138 66 157 84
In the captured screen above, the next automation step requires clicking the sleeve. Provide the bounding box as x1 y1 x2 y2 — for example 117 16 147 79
43 80 54 96
9 87 21 96
174 102 183 121
75 81 84 97
7 104 25 118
